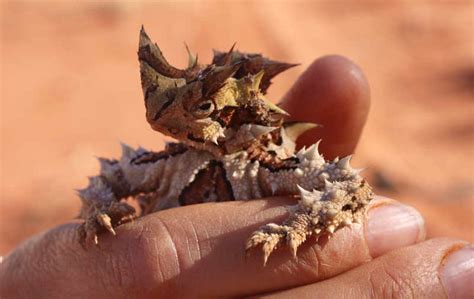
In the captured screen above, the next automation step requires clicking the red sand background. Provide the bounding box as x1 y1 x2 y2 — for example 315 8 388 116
1 1 473 255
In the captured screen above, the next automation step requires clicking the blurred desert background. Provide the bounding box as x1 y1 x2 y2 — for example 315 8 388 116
1 0 473 255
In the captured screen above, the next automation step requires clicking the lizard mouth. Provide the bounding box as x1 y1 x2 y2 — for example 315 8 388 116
186 133 207 143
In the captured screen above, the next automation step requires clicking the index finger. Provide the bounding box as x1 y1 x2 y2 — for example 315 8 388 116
0 196 425 298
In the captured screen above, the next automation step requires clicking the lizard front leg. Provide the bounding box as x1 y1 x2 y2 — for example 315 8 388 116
247 179 373 265
76 144 176 245
77 175 136 245
246 145 374 265
77 143 213 245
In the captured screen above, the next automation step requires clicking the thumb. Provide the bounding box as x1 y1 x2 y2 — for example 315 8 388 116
280 55 370 159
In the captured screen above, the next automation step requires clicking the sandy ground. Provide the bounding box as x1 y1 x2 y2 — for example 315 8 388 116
1 0 473 254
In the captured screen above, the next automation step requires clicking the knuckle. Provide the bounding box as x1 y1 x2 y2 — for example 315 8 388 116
116 216 182 297
367 262 417 298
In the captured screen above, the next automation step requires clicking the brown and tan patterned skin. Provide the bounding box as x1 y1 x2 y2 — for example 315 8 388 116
77 27 373 264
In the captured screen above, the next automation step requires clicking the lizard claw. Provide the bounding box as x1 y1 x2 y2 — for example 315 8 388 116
246 211 313 265
78 202 136 246
246 223 290 265
96 213 116 235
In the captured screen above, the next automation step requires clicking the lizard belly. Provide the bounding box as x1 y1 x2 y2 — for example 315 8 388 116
178 160 235 206
176 151 269 204
145 149 214 211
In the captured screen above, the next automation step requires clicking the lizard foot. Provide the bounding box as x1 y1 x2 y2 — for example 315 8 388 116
246 182 371 265
78 201 136 247
245 215 311 266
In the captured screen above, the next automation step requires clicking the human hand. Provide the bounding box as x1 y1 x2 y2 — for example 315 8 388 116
1 56 472 299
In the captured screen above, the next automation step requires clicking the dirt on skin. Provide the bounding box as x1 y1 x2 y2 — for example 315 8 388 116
1 1 473 254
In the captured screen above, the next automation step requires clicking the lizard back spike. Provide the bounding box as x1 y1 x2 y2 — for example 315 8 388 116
212 43 236 66
184 43 198 69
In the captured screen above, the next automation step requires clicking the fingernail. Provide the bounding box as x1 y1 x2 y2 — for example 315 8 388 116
441 245 474 299
366 203 425 257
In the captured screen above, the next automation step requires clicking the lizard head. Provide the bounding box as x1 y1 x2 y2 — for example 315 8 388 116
138 27 299 154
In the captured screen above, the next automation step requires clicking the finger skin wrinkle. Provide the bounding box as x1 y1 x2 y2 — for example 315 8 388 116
367 268 381 298
99 240 128 294
134 223 166 286
300 245 322 279
179 211 214 266
153 216 183 283
2 224 97 298
186 216 204 263
383 266 404 299
102 230 144 296
0 242 33 297
101 253 130 296
281 246 325 287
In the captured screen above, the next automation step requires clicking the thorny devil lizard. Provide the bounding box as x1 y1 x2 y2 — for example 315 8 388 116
77 27 374 265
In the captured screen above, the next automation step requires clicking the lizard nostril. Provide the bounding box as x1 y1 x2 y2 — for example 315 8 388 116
169 128 179 135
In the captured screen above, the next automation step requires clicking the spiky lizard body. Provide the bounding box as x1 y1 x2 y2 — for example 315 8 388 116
77 27 373 264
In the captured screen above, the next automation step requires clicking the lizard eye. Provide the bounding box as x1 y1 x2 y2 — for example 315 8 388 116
192 100 215 118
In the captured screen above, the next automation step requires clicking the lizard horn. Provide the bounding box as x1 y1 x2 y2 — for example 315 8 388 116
201 62 242 96
259 60 299 93
212 49 298 94
138 26 187 79
138 27 189 123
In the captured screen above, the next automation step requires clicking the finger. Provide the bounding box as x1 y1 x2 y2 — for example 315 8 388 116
0 197 425 298
260 238 473 299
280 55 370 159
